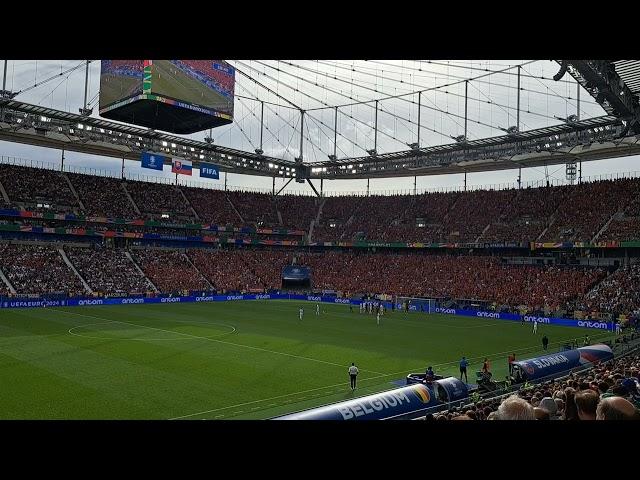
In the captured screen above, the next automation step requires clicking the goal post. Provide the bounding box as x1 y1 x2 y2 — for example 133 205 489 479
395 296 436 314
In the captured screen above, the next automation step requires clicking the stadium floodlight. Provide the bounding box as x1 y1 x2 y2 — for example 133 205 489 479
366 149 377 156
407 142 419 150
255 148 264 155
78 107 93 116
328 154 337 161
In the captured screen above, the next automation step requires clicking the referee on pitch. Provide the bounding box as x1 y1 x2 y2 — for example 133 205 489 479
348 362 359 391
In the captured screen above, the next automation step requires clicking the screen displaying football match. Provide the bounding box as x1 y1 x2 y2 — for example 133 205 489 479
99 60 144 109
151 60 235 115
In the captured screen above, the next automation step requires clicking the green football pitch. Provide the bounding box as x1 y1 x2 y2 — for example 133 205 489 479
0 301 614 419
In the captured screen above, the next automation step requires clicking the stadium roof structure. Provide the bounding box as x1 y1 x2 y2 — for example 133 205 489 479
1 60 640 183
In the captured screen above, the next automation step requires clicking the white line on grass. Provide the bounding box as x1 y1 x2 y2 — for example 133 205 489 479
68 320 237 341
170 329 614 419
55 308 385 376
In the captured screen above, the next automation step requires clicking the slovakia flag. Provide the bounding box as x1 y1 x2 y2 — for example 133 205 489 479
172 158 193 176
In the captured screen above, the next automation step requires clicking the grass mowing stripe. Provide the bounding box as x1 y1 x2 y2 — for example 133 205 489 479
54 308 386 375
0 302 614 419
172 329 614 420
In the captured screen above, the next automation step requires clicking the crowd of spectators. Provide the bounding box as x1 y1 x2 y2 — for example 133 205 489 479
130 249 210 294
176 60 234 94
428 352 640 420
124 181 195 222
541 179 640 243
0 243 86 296
291 252 605 313
482 186 567 243
67 173 134 218
339 195 414 242
0 164 80 212
1 164 640 244
187 248 291 292
65 246 151 296
182 187 240 225
599 198 640 242
0 241 637 321
225 190 279 227
275 195 318 231
580 263 640 317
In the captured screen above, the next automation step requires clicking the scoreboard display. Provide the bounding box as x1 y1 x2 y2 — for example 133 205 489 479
99 60 235 134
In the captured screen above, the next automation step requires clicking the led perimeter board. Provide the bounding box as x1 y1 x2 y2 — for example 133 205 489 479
99 60 235 134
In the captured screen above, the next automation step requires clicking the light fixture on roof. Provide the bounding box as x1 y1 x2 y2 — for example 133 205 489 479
366 149 377 156
328 154 337 161
407 142 419 150
255 148 264 155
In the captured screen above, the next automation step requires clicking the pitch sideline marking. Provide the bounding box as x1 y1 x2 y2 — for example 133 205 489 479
171 329 613 419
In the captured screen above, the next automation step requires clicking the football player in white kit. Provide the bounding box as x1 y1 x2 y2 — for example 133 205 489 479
316 304 320 316
533 320 538 334
299 307 304 321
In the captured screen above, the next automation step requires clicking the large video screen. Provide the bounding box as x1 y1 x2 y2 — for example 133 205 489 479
151 60 235 116
99 60 144 109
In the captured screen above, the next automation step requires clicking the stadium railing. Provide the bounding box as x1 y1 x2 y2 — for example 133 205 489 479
403 338 640 420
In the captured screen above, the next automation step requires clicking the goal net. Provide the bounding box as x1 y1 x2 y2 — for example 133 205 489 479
395 296 436 314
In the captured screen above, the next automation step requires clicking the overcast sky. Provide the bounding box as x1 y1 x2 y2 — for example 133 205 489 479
1 60 638 195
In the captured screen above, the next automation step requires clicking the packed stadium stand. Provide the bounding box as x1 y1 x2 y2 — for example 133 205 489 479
426 351 640 420
580 263 640 316
64 246 151 297
540 179 640 242
130 249 210 294
0 164 80 213
3 238 635 318
224 190 279 227
1 163 639 243
187 248 290 292
123 181 195 222
0 162 640 324
0 243 86 296
67 173 135 218
182 187 240 225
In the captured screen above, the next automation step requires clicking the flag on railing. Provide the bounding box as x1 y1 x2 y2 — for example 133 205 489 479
141 152 165 171
172 158 192 176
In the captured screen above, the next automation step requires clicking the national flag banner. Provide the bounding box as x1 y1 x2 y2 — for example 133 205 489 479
141 152 165 171
199 162 220 179
172 158 193 176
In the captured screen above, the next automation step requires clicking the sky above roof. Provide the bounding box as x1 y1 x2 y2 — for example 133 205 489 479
1 60 638 195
